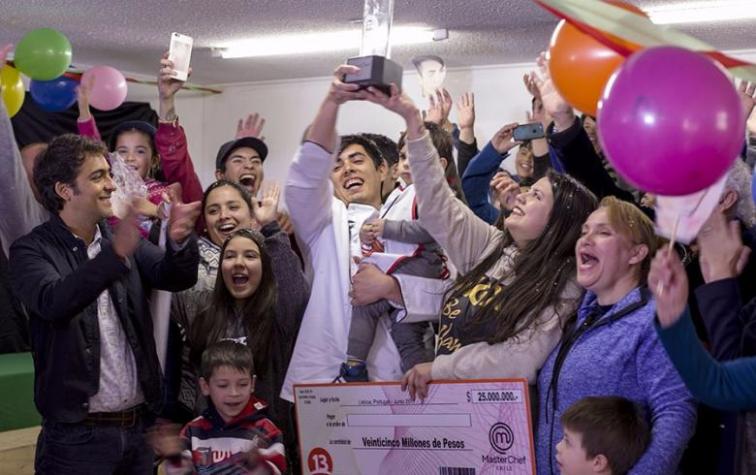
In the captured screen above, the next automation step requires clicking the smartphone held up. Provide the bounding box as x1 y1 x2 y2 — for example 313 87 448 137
168 32 193 82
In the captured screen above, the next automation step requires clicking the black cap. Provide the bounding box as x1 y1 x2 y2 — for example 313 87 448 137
215 137 269 171
108 120 157 151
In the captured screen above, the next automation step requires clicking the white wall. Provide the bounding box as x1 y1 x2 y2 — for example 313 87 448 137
159 62 539 189
133 48 756 191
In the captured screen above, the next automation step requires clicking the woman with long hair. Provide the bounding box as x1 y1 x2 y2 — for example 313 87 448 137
536 197 696 474
170 185 309 472
360 84 598 400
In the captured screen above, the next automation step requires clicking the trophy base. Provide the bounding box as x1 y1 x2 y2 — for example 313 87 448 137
344 56 403 94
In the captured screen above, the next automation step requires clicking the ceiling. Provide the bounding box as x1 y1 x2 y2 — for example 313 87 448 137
0 0 754 86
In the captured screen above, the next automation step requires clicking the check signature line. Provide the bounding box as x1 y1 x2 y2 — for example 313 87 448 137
339 402 457 407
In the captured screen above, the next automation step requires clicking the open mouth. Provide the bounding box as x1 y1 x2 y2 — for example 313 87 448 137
231 273 249 285
578 250 599 270
511 206 525 217
239 174 256 188
218 222 236 234
343 177 364 192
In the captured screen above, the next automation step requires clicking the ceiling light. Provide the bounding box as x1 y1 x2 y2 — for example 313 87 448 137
645 1 756 25
218 26 435 59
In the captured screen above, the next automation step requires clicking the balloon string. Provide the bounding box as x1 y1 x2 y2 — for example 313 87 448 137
656 214 680 297
3 60 222 95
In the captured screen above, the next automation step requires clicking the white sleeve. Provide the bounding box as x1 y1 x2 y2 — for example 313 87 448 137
285 140 337 248
392 273 449 323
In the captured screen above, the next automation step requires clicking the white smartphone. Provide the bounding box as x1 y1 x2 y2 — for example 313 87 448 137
168 32 193 82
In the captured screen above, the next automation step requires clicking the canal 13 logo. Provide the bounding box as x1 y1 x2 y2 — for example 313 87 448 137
488 422 515 454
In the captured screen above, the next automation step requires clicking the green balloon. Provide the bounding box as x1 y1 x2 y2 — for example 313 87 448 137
14 28 72 81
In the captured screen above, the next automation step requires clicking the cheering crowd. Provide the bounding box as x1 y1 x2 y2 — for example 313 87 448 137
1 39 756 475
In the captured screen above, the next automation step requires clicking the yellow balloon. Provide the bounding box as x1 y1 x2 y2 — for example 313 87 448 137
1 65 25 117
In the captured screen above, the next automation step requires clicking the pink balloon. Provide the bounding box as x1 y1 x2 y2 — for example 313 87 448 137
81 65 128 111
597 46 745 196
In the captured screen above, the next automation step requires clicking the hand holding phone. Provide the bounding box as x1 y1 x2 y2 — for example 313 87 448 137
168 32 193 82
512 122 545 141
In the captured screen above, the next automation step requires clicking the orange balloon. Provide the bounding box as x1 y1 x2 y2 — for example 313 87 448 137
548 0 646 116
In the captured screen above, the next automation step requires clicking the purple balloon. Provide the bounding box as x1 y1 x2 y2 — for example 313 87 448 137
597 46 745 196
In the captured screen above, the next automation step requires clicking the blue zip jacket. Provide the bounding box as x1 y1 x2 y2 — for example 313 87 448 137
537 287 696 475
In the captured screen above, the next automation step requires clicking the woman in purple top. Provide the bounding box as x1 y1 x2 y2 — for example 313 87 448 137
536 197 696 475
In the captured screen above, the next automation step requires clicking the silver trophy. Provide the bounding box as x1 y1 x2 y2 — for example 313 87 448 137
344 0 403 93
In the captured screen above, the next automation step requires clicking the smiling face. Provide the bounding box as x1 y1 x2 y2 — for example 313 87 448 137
575 207 648 302
60 153 117 222
515 145 534 178
331 143 386 208
199 365 253 423
217 146 264 196
504 176 554 247
115 130 154 179
204 185 254 247
221 235 264 302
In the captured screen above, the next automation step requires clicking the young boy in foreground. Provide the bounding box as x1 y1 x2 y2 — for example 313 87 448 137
556 396 650 475
155 340 286 474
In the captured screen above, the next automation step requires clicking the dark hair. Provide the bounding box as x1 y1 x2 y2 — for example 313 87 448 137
190 228 277 377
33 134 109 213
363 133 399 167
412 55 445 71
202 179 254 216
561 396 650 475
200 340 255 380
339 134 384 169
446 170 597 344
398 122 466 202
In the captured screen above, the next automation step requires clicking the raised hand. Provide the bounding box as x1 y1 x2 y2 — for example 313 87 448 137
648 249 689 328
363 84 424 139
252 182 281 227
529 52 574 130
325 65 368 105
491 122 521 154
168 199 201 244
76 73 95 121
158 52 190 121
424 88 452 125
158 52 189 100
457 92 475 130
235 113 266 140
698 210 751 283
738 80 756 121
112 204 141 259
490 172 520 211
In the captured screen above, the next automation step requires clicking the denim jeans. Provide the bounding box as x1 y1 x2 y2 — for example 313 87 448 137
35 419 154 475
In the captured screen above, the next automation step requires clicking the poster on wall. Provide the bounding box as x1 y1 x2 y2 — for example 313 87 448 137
412 55 447 97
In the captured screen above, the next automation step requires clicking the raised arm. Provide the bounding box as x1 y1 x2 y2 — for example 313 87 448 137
253 183 310 340
155 54 203 204
461 124 520 224
76 75 101 140
363 84 502 274
286 65 365 244
650 247 756 411
695 212 753 359
455 92 479 176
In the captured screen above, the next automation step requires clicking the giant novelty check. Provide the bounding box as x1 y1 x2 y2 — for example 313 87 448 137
294 379 535 475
